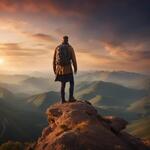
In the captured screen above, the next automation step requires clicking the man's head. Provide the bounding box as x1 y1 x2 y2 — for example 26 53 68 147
63 36 69 44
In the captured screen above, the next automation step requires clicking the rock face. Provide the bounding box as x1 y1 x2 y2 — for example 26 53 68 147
33 101 149 150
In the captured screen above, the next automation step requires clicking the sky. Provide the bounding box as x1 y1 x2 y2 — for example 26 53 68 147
0 0 149 74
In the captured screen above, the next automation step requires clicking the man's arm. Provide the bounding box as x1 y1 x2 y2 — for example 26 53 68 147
70 47 77 74
53 48 57 74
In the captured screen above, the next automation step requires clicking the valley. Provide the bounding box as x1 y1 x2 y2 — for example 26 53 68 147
0 71 149 145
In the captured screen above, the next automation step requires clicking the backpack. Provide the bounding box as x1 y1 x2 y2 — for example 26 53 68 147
56 44 71 65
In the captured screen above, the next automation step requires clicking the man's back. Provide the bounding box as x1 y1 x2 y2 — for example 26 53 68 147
53 43 77 75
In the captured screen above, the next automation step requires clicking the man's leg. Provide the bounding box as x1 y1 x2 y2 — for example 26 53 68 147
61 81 66 103
69 79 75 101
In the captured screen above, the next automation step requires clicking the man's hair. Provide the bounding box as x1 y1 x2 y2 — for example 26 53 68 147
63 36 68 40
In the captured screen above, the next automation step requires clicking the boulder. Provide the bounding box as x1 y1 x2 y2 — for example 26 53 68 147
32 100 149 150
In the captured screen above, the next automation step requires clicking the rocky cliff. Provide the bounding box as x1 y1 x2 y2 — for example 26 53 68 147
29 100 149 150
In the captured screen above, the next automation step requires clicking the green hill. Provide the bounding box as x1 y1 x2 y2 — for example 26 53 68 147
27 91 59 111
76 81 147 107
0 98 46 144
0 87 15 101
22 77 51 91
127 116 150 140
127 97 150 116
0 99 46 143
76 71 148 89
0 87 47 144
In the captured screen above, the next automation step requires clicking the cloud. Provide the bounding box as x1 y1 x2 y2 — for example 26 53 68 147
0 43 48 56
0 17 29 33
0 1 149 42
30 33 56 42
0 17 53 43
0 0 149 73
102 41 150 61
0 0 85 16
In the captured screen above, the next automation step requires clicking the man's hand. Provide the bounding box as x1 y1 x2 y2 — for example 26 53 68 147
53 67 56 75
74 68 77 74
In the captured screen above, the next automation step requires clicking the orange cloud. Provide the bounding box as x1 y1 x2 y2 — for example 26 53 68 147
0 43 48 56
76 51 116 70
31 33 56 42
0 0 17 12
0 0 82 16
102 41 150 61
0 18 29 33
99 41 150 73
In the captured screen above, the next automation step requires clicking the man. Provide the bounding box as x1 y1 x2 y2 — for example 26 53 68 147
53 36 77 103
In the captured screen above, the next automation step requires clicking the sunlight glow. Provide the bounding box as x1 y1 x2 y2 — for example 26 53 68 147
0 58 4 65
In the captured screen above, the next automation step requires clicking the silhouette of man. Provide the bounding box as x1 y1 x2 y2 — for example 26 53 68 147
53 36 77 103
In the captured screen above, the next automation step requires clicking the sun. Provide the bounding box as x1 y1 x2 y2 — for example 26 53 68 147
0 58 4 65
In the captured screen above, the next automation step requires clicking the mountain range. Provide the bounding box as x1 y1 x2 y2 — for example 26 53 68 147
0 70 149 146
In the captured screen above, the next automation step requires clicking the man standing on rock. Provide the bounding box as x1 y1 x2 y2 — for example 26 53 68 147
53 36 77 103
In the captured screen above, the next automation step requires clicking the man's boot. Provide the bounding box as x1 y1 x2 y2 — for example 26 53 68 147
61 99 66 104
69 97 76 102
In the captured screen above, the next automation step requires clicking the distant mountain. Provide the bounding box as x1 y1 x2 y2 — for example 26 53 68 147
0 71 149 145
127 116 150 140
0 86 32 108
77 70 147 80
0 87 15 101
0 74 57 95
0 88 59 144
75 81 148 121
127 97 150 116
22 76 58 92
103 71 147 80
76 71 149 89
27 91 59 111
77 81 147 107
22 77 49 89
0 76 57 96
143 78 150 91
89 95 118 106
0 74 29 84
0 71 148 96
30 71 51 78
0 81 49 97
